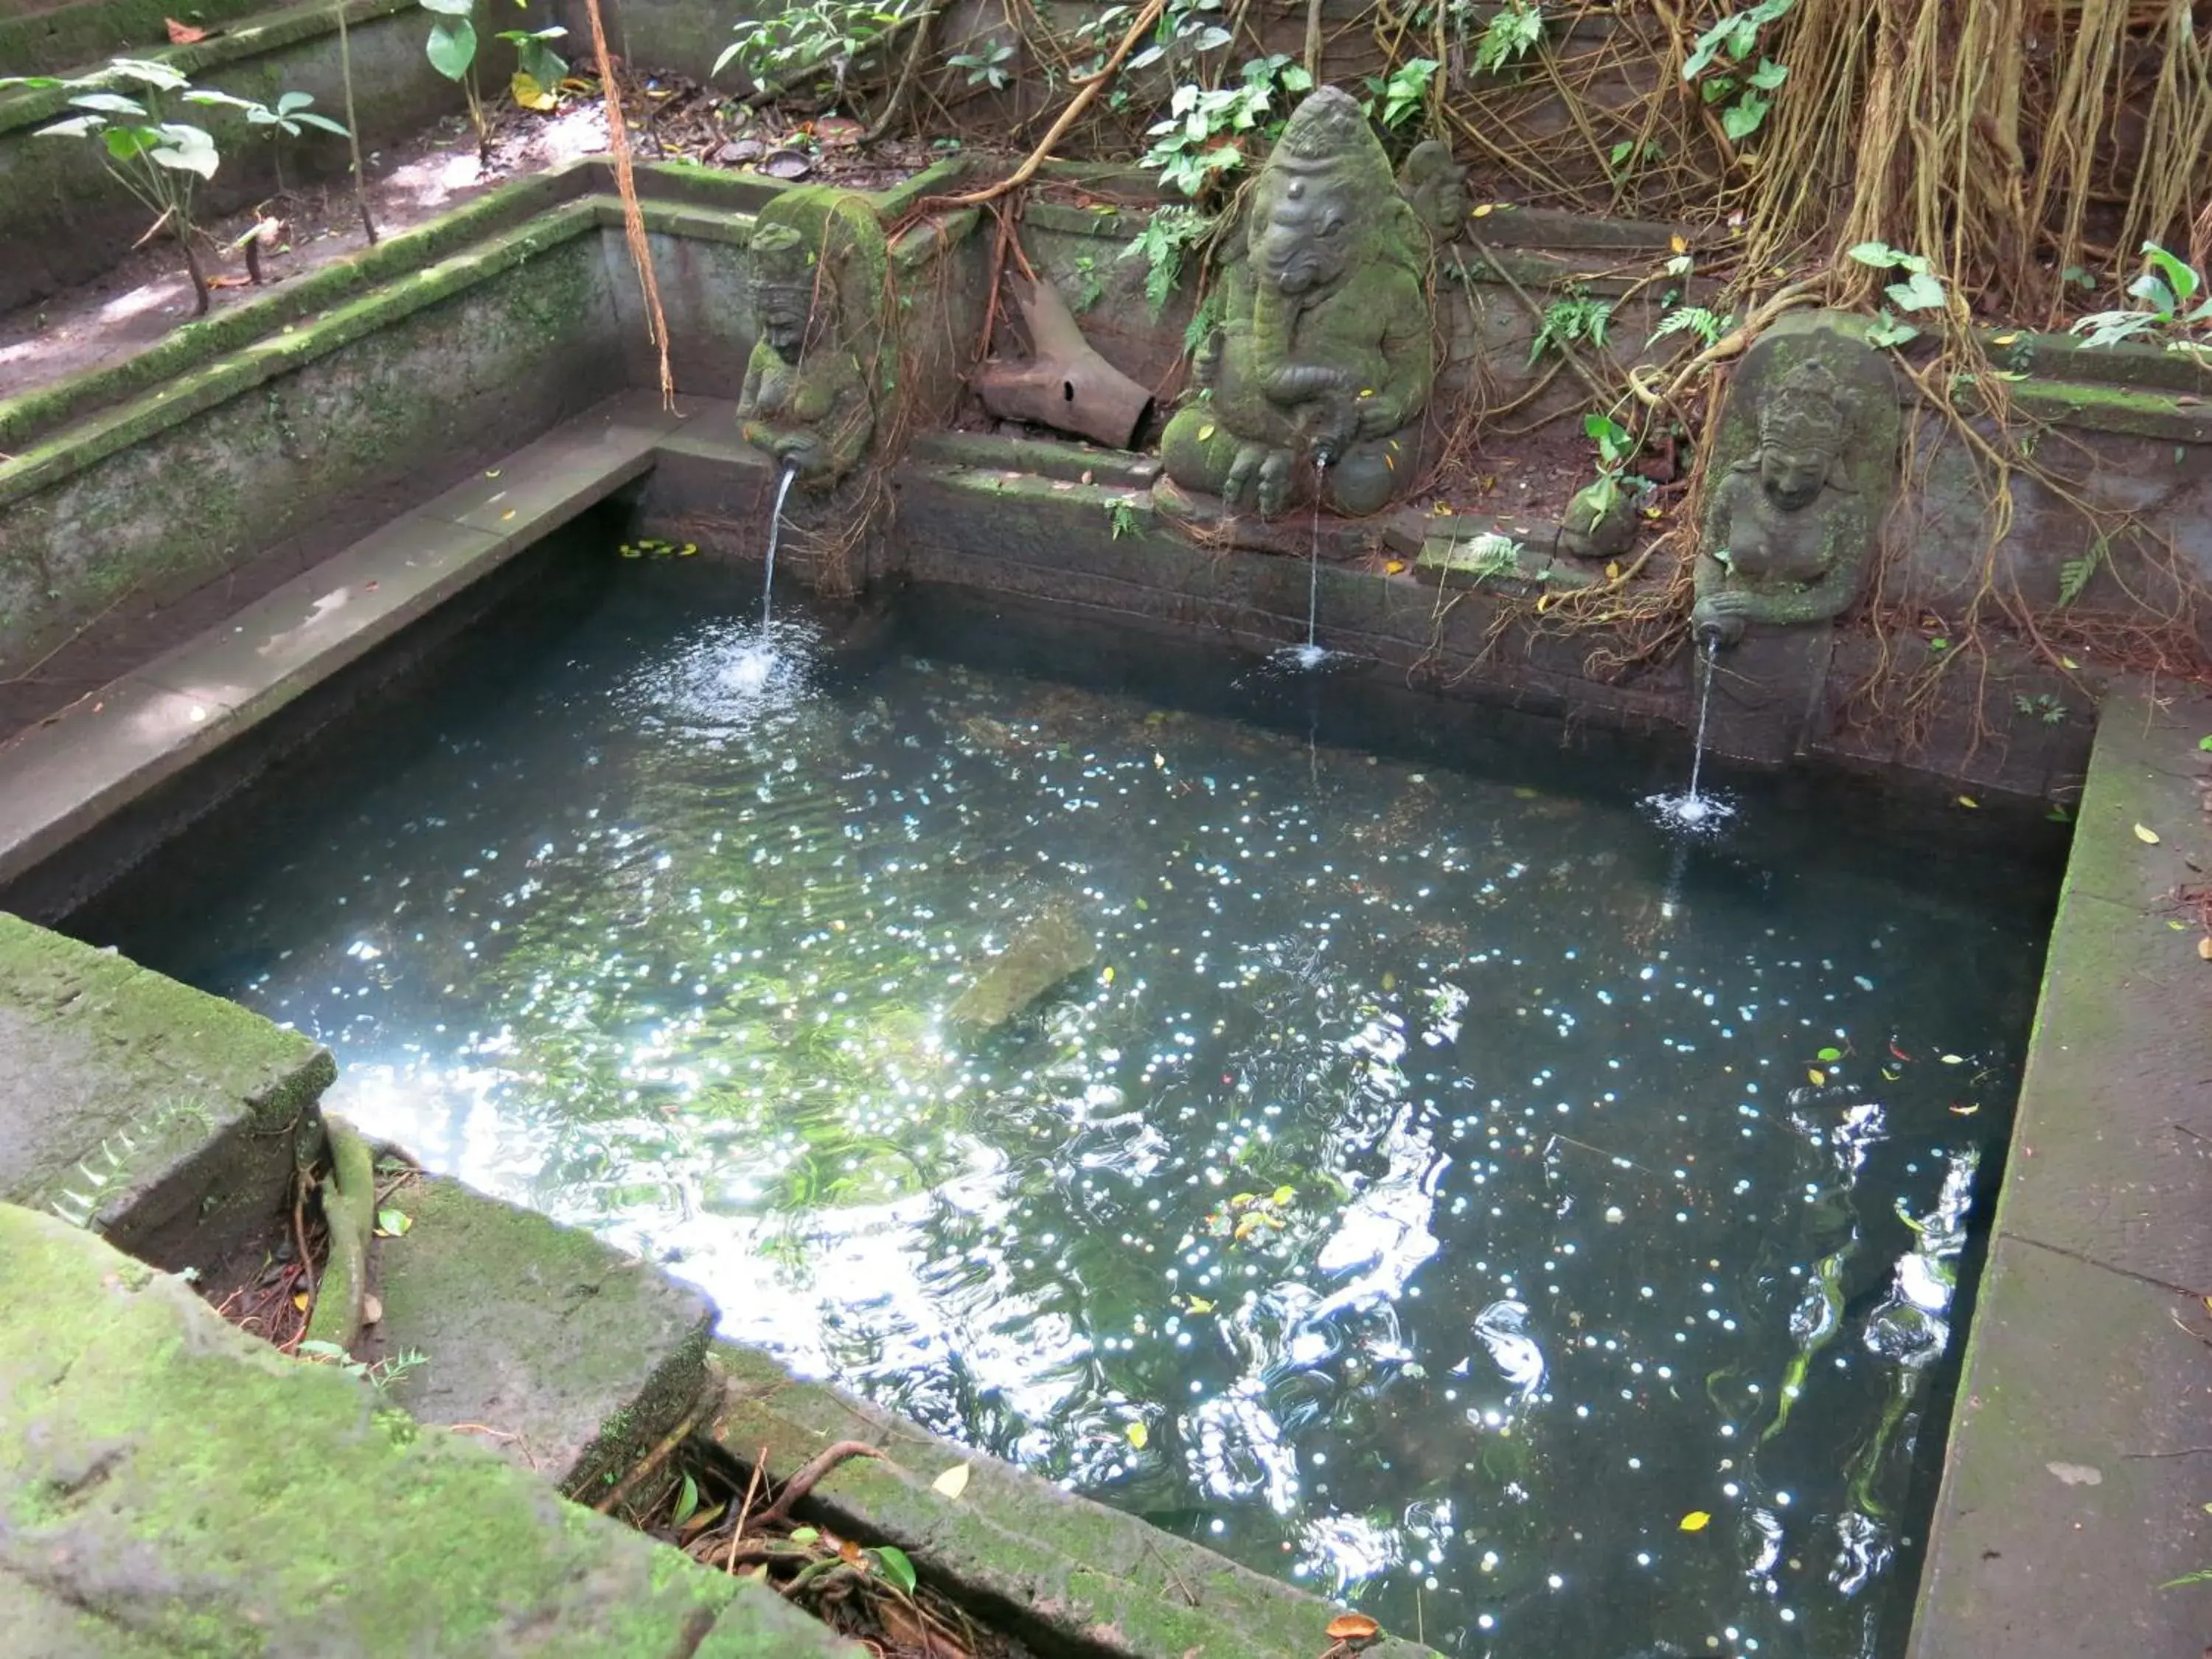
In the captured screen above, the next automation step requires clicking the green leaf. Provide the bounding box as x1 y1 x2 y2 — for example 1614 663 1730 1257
102 123 159 160
1747 57 1789 89
2140 240 2200 309
377 1206 414 1236
293 111 350 135
38 114 107 138
276 91 315 114
103 57 189 91
1719 91 1768 140
426 18 478 80
872 1544 918 1594
68 91 148 115
419 0 475 14
1886 270 1948 312
671 1472 700 1526
789 1526 820 1545
149 122 218 178
1817 1046 1843 1062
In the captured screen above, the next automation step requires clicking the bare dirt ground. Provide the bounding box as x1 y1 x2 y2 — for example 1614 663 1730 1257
0 72 954 407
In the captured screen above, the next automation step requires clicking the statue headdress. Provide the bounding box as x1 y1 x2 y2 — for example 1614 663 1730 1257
1758 358 1857 454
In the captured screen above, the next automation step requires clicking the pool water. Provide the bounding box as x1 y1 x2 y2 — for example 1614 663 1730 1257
72 558 2057 1659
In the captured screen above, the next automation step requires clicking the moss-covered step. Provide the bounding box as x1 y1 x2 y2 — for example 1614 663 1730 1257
0 911 332 1270
704 1342 1443 1659
0 1201 858 1658
366 1171 717 1503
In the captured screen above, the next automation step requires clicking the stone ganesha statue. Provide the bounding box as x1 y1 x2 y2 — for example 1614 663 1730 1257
1159 87 1436 519
737 187 891 490
1693 341 1895 648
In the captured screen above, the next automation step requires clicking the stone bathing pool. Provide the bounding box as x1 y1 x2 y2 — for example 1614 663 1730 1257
59 546 2060 1659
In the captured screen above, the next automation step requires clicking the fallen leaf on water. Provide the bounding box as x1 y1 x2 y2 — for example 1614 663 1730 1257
931 1462 971 1500
1679 1510 1711 1532
1807 1068 1826 1086
1125 1421 1148 1450
1817 1046 1843 1062
2135 822 2162 844
1184 1295 1215 1314
1950 1103 1980 1116
1940 1054 1966 1065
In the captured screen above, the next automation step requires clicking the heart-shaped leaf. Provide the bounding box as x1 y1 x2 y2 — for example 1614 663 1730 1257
426 17 477 79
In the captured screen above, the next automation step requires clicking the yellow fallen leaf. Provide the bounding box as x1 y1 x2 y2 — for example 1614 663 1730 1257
1385 560 1406 574
1808 1068 1826 1086
931 1463 971 1500
1273 1185 1295 1206
1992 332 2019 345
1957 795 1978 808
293 1291 311 1312
1472 202 1495 217
2198 935 2212 961
1125 1421 1149 1450
2061 655 2079 669
1680 1511 1711 1532
1950 1103 1980 1115
1196 423 1215 442
2135 822 2161 844
1234 1213 1265 1242
1185 1295 1215 1314
1606 560 1621 580
1940 1053 1966 1065
1670 233 1687 254
510 71 558 112
1102 965 1115 984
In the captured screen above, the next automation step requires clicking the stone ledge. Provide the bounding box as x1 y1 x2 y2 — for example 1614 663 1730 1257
0 912 332 1269
0 389 681 888
369 1173 717 1501
0 1201 856 1658
706 1341 1443 1659
1910 686 2212 1659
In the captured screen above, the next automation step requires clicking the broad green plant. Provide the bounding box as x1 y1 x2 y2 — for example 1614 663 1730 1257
1579 408 1651 518
2070 241 2212 353
420 0 567 162
0 58 230 314
1528 291 1612 364
1140 55 1310 199
1363 57 1438 130
1846 241 1948 347
1680 0 1792 145
715 0 928 102
1471 1 1545 74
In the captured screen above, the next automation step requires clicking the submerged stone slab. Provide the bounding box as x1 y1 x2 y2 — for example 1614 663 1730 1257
706 1343 1441 1659
369 1172 717 1501
0 914 331 1268
0 1202 855 1659
948 894 1099 1029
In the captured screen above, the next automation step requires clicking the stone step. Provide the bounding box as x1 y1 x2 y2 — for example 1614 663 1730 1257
363 1170 717 1503
0 1201 854 1659
0 914 332 1273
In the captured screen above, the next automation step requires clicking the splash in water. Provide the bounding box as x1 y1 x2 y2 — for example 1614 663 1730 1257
1646 636 1734 833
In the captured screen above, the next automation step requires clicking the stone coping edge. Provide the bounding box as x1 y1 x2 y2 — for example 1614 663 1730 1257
0 389 737 887
705 1342 1443 1659
0 154 972 474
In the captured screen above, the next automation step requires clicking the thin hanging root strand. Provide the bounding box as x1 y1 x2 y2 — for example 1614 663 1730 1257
582 0 674 407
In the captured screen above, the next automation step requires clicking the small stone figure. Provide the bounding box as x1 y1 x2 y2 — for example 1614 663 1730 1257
1693 352 1883 647
737 187 889 489
1159 87 1435 519
1398 139 1467 245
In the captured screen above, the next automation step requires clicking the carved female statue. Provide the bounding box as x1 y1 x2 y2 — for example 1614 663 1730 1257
737 189 887 489
1692 356 1873 647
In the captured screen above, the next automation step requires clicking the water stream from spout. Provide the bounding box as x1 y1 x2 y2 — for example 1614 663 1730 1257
761 462 799 635
1646 635 1732 832
1292 458 1329 670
